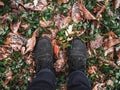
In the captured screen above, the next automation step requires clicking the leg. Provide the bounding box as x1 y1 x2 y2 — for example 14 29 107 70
67 70 91 90
27 37 56 90
67 38 91 90
27 69 56 90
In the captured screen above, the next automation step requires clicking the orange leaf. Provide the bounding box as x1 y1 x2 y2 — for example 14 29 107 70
52 40 60 58
87 65 97 74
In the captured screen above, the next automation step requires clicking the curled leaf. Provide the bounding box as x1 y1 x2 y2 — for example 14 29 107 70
72 1 96 23
52 40 60 58
25 30 39 54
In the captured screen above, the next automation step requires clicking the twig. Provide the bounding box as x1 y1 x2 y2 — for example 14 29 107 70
97 57 119 69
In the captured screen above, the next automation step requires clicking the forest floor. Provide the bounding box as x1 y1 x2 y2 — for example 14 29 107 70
0 0 120 90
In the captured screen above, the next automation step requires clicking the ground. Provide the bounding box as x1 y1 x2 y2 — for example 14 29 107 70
0 0 120 90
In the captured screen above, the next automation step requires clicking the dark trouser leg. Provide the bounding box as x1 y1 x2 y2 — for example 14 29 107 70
67 70 91 90
27 69 56 90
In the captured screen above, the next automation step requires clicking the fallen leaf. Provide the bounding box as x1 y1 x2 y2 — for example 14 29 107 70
39 20 52 28
54 14 71 29
5 33 27 51
116 51 120 66
0 45 13 60
104 39 120 50
104 47 114 56
57 0 69 5
96 5 106 18
5 71 13 77
106 79 114 87
10 21 21 35
90 36 104 49
72 1 96 23
3 77 13 87
88 65 98 74
52 40 60 58
65 25 73 36
107 31 118 39
21 23 30 30
33 0 38 6
0 1 4 6
25 30 39 54
114 0 120 9
54 50 66 72
93 83 106 90
60 84 67 90
24 0 48 11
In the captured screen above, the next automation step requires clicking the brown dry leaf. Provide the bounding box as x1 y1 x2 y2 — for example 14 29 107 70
5 71 13 77
3 77 13 87
5 33 27 51
52 40 60 58
96 5 106 18
93 83 106 90
24 0 48 11
54 50 65 72
106 79 114 87
114 0 120 9
90 36 104 50
88 65 98 74
39 20 52 28
72 1 96 23
65 25 73 36
49 28 59 39
0 1 4 6
60 84 67 90
0 14 10 23
0 45 13 60
104 47 114 56
104 39 120 50
107 31 118 39
21 23 30 30
54 14 71 29
10 21 21 35
25 30 39 54
105 46 120 56
116 51 120 66
57 0 69 5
